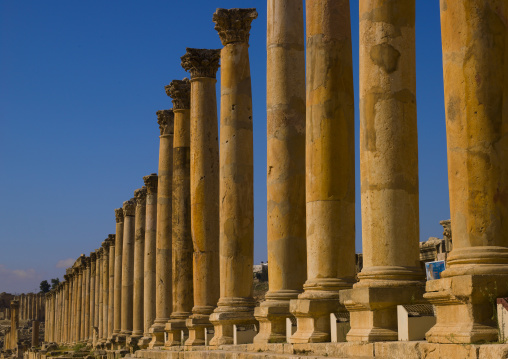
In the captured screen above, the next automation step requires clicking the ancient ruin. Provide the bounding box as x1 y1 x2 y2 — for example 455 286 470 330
2 1 507 359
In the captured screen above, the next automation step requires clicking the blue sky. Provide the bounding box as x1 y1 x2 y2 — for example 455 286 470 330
0 1 449 294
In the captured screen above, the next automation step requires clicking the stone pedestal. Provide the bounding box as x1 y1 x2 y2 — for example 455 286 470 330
255 0 306 344
113 208 124 343
140 174 157 348
149 109 174 349
341 0 424 342
209 8 258 346
181 48 221 346
424 0 508 344
164 78 193 347
120 200 136 341
289 0 356 344
131 187 147 344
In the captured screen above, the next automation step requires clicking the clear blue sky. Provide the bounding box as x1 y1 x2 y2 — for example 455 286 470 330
0 1 449 294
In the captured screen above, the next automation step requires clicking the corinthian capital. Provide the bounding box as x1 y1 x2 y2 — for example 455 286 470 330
165 78 191 110
143 173 158 195
134 187 147 206
108 234 116 246
181 48 221 79
156 109 174 136
115 208 124 223
213 8 258 46
123 199 136 216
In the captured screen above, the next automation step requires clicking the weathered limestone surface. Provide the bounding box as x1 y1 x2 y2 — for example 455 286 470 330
341 0 425 343
101 240 110 343
121 199 136 338
98 249 104 342
132 187 147 342
164 78 194 347
289 0 356 344
89 252 96 344
209 7 258 346
113 208 124 341
76 265 83 342
181 48 221 346
149 109 175 348
84 257 91 341
95 248 102 343
255 0 306 344
424 0 508 344
10 300 19 349
141 174 158 347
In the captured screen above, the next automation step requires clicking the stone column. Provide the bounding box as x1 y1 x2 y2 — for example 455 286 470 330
120 199 136 339
76 266 83 342
149 109 174 348
164 78 194 347
255 0 307 344
140 174 157 347
101 239 110 344
341 0 424 342
94 248 101 345
68 274 74 343
130 187 147 344
89 252 96 344
65 278 70 343
209 8 258 346
107 234 115 343
10 300 19 349
288 0 355 343
28 294 32 321
97 248 104 344
181 48 221 346
84 258 91 342
113 208 124 342
80 263 86 341
424 0 508 344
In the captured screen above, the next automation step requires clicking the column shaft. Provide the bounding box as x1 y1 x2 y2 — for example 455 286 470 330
89 253 96 343
121 200 136 337
102 241 110 342
113 209 124 339
108 235 115 341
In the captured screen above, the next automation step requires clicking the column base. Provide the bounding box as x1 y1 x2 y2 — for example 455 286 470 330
137 335 152 349
185 315 212 346
288 297 342 343
113 333 127 350
126 334 142 351
148 322 165 349
209 298 257 346
253 300 292 344
424 274 508 344
340 282 425 342
164 319 188 347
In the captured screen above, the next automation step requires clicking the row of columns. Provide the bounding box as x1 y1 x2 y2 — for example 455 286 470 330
42 0 507 348
12 293 44 322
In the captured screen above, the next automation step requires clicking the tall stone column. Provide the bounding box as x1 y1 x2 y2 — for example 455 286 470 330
84 258 91 342
289 0 355 343
80 263 86 341
107 234 115 343
76 266 83 342
68 274 74 343
140 174 157 348
101 239 110 344
10 300 19 349
32 319 40 347
120 199 136 339
341 0 424 342
28 294 32 321
164 78 194 347
181 48 221 346
89 252 96 344
424 0 508 343
209 8 258 346
97 248 104 344
113 208 124 342
62 278 69 343
149 109 174 348
130 187 147 344
255 0 307 344
94 248 101 345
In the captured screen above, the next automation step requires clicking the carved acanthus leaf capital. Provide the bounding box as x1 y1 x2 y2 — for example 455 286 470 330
102 239 110 251
115 208 124 223
143 173 158 194
156 109 175 136
181 48 221 79
123 199 136 216
90 252 97 262
134 187 147 206
85 256 91 267
165 78 191 110
213 8 258 46
108 234 116 246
